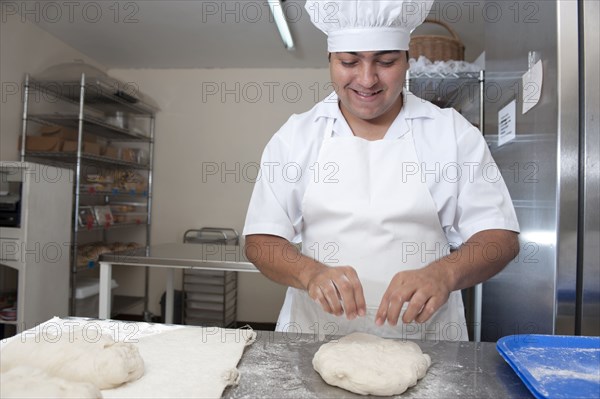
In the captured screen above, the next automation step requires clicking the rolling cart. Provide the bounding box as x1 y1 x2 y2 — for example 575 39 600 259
181 228 239 327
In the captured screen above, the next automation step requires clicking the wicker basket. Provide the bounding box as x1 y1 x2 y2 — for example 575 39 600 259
409 19 465 61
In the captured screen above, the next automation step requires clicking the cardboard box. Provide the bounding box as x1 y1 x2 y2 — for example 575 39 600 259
120 148 137 163
18 136 63 152
40 126 96 143
87 143 101 155
102 146 120 160
63 141 101 155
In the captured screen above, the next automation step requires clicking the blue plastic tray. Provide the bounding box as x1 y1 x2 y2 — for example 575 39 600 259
497 335 600 399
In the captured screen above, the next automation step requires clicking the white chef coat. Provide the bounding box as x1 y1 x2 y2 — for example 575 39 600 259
243 90 520 244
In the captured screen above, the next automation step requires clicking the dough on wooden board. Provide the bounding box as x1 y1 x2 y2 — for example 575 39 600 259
0 366 102 399
0 331 144 390
312 332 431 396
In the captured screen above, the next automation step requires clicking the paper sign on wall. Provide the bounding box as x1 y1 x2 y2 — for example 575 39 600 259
498 100 516 147
522 60 543 114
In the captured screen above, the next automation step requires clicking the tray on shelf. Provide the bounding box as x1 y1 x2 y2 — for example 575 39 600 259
29 78 158 115
497 334 600 399
28 114 151 142
25 151 149 169
78 189 149 198
407 70 483 109
77 222 148 234
408 71 482 80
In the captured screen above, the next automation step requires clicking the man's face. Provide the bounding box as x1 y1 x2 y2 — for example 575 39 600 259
329 51 408 123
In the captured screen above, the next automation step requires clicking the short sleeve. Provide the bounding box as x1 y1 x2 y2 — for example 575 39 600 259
243 130 298 242
242 102 332 243
454 117 520 241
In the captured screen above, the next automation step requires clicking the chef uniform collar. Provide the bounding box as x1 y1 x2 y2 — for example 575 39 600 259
315 90 442 140
305 0 434 52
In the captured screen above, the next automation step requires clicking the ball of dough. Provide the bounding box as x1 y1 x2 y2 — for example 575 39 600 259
0 331 144 390
0 366 102 399
312 332 431 396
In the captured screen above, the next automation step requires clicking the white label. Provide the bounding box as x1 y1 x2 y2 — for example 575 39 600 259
498 100 516 147
522 60 543 114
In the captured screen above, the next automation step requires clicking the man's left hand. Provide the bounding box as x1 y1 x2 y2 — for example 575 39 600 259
375 265 451 325
375 230 520 326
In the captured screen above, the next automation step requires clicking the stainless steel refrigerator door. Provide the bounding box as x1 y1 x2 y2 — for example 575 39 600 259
580 0 600 337
554 0 581 337
481 0 580 341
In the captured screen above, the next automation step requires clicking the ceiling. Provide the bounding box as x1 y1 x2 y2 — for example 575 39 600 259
24 0 483 69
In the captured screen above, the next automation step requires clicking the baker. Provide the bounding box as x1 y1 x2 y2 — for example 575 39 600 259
243 0 520 341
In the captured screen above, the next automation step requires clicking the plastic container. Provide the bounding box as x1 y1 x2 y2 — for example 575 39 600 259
74 277 118 318
497 334 600 399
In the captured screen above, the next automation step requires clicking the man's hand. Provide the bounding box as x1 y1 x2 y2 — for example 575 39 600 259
305 265 367 320
375 265 451 326
245 234 368 320
375 229 519 326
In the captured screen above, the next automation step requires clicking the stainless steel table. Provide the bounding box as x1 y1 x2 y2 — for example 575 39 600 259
98 243 257 323
225 331 533 398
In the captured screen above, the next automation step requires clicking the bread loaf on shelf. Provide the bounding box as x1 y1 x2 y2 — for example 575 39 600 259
76 242 141 267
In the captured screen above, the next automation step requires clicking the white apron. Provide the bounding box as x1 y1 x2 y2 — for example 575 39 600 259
276 116 468 341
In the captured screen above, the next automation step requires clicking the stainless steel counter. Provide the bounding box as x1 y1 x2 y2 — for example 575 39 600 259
225 332 533 398
99 243 256 271
98 243 258 323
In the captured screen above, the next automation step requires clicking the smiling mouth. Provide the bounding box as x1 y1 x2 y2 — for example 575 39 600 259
352 89 383 98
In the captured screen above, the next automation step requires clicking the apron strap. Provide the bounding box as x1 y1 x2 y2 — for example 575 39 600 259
323 118 335 141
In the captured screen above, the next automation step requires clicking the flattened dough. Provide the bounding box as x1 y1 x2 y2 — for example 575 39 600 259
313 332 431 396
0 330 144 390
0 366 101 399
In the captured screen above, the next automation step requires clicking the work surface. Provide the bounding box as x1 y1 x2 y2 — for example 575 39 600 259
225 331 533 399
2 318 533 398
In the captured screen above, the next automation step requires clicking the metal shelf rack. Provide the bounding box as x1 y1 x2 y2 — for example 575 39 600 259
407 70 485 128
20 70 159 320
407 69 485 342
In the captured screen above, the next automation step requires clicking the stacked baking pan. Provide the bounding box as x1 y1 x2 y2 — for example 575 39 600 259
182 228 238 328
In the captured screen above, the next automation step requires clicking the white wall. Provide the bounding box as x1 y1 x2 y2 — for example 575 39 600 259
1 11 331 323
109 68 331 321
0 12 106 160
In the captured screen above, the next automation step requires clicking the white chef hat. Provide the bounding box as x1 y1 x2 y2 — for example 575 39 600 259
305 0 434 52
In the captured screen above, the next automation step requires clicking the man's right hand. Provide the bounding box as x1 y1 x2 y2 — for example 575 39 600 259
245 234 366 320
304 265 367 320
